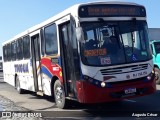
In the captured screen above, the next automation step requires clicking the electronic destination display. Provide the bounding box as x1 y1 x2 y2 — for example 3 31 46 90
78 4 146 17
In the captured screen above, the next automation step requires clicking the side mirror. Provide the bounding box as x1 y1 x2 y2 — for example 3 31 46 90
76 27 84 43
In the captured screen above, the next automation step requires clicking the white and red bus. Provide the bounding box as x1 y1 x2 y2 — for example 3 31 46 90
2 1 156 109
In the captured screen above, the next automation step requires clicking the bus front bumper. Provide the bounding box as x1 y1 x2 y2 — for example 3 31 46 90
76 78 156 103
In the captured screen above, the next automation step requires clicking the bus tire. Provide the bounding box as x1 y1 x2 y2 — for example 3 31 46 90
155 67 160 84
15 76 24 94
54 80 69 109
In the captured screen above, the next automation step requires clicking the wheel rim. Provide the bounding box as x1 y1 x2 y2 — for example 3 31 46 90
55 85 63 104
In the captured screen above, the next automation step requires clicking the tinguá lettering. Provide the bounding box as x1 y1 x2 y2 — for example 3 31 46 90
14 63 29 73
84 48 107 57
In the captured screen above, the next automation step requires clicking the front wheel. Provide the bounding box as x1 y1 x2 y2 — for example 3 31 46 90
154 67 160 84
54 80 70 109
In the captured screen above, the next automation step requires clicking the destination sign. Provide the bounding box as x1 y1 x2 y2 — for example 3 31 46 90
79 4 146 17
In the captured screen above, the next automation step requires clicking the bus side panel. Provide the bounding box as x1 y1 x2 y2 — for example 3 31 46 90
41 57 63 96
14 59 35 92
3 61 15 86
41 73 52 96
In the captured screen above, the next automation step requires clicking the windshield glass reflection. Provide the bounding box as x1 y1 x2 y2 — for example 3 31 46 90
80 21 152 66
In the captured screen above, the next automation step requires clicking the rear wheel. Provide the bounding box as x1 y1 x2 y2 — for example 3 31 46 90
54 80 70 109
155 67 160 84
15 76 24 94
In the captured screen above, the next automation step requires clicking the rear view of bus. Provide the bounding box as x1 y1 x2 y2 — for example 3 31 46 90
75 2 156 105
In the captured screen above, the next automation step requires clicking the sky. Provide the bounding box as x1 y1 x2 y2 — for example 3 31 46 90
0 0 159 56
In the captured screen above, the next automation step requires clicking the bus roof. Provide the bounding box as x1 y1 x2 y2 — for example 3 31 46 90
3 1 144 45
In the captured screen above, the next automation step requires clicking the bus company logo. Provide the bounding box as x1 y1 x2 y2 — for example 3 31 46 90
1 112 12 118
126 75 130 79
14 63 29 73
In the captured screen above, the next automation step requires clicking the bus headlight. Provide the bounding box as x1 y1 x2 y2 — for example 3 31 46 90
147 72 154 81
101 82 106 87
147 75 151 80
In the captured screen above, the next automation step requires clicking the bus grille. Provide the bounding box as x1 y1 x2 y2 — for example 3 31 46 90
100 64 148 75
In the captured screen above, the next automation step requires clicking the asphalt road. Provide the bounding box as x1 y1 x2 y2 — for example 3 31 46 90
0 72 160 120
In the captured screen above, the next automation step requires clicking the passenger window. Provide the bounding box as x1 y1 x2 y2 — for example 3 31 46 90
7 44 11 61
23 36 30 59
11 41 17 61
3 45 7 62
16 38 23 60
44 24 58 55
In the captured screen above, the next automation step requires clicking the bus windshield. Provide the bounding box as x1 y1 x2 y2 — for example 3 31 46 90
80 21 152 66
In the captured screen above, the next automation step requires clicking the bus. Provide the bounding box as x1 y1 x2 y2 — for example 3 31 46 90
2 1 156 109
150 40 160 84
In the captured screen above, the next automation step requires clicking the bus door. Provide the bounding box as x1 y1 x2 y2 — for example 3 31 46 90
30 32 42 92
59 18 80 98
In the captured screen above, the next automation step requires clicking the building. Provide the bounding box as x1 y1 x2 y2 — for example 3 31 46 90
148 28 160 40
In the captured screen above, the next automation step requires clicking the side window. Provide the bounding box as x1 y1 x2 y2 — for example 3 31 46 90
40 29 45 56
16 38 23 60
7 44 11 61
11 41 16 61
23 35 30 59
44 24 58 55
3 45 7 62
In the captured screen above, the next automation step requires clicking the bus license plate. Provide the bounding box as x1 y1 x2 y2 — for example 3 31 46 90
125 88 136 94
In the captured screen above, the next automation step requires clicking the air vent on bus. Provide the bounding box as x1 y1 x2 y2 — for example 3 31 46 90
100 64 148 75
